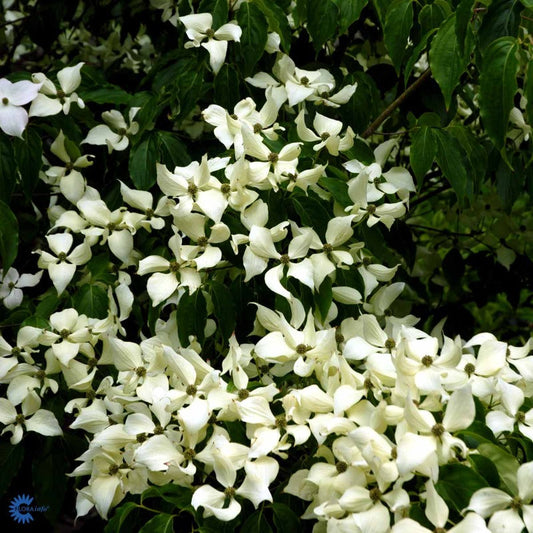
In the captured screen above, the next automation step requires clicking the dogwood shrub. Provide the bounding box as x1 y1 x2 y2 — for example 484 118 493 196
0 0 532 531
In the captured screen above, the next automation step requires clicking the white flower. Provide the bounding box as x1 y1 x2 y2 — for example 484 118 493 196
83 108 140 153
180 13 242 74
0 268 42 309
0 78 41 137
29 63 84 117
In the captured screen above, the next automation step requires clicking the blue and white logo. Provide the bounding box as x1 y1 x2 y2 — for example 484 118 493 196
9 494 35 524
9 494 49 524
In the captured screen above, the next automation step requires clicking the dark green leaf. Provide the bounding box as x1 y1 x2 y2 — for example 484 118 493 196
237 3 268 76
177 289 207 346
315 275 333 322
214 64 241 109
435 463 488 513
129 132 159 190
0 442 24 497
72 284 109 319
0 136 17 202
418 0 450 35
478 442 519 493
105 502 140 533
210 281 236 340
239 510 273 533
306 0 339 51
470 454 500 487
272 503 301 533
479 37 519 149
372 0 393 27
455 0 475 54
496 152 524 210
13 128 43 198
0 200 18 272
410 126 436 186
319 177 352 207
478 0 522 52
35 292 60 319
251 0 291 52
429 14 470 109
139 513 174 533
32 442 68 522
141 484 194 511
292 194 330 236
404 29 436 85
434 129 470 201
383 0 414 72
525 61 533 134
81 88 133 105
331 0 368 34
158 132 192 170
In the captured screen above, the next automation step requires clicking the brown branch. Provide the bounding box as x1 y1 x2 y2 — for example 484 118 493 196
361 69 432 139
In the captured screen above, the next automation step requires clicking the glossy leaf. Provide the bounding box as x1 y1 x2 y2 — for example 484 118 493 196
13 128 43 199
237 3 268 75
410 126 436 186
251 0 291 52
139 513 174 533
331 0 368 34
72 284 109 319
478 0 522 52
0 135 16 203
177 289 207 346
429 14 470 109
383 0 413 72
479 37 519 149
306 0 339 51
434 129 470 201
130 132 159 190
210 280 237 340
0 200 18 273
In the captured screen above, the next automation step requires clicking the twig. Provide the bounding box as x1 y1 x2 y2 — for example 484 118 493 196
361 69 432 139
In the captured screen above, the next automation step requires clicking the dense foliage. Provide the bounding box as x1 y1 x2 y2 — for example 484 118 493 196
0 0 532 531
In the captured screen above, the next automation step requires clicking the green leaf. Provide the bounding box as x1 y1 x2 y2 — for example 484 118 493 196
251 0 291 52
210 281 236 340
525 61 533 135
35 292 61 319
418 0 450 35
0 442 24 497
455 0 475 54
237 3 268 76
331 0 368 34
141 484 194 511
435 463 488 513
469 454 500 487
81 88 132 105
478 442 520 493
72 284 109 319
410 126 436 186
404 28 436 85
177 289 207 346
158 132 191 170
0 200 18 272
0 135 16 202
13 128 43 198
429 14 470 109
306 0 339 51
272 503 301 533
479 37 519 149
105 502 140 533
478 0 522 52
239 510 273 533
139 513 174 533
319 177 352 207
315 275 333 322
372 0 393 27
129 132 159 190
434 129 470 201
214 64 241 109
383 0 414 72
32 442 68 522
